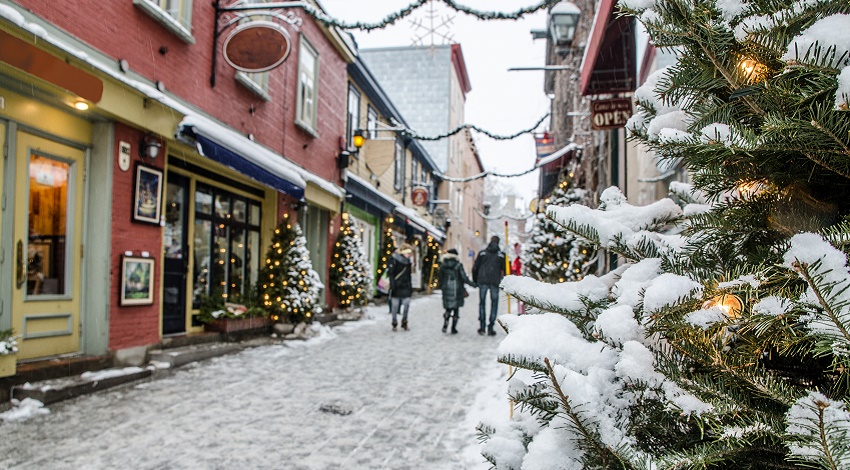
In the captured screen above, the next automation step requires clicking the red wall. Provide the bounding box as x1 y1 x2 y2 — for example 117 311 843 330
15 0 347 185
109 123 163 350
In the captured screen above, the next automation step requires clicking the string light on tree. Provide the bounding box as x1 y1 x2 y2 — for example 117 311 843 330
258 218 323 324
329 213 372 308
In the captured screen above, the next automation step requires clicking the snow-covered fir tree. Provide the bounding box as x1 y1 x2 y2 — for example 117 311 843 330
259 215 323 324
482 1 850 468
522 170 596 284
329 213 372 308
423 234 442 289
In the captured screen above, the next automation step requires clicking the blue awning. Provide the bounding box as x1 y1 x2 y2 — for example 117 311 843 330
345 174 398 215
179 125 305 200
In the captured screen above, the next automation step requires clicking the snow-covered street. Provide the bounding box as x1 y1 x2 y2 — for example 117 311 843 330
0 293 512 469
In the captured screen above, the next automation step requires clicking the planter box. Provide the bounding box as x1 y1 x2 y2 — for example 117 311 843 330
0 354 16 378
204 316 271 334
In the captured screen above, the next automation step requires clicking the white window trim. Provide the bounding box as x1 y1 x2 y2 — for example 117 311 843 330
235 72 271 101
133 0 195 44
295 36 319 134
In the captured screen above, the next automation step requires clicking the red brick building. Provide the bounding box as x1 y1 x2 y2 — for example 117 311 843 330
0 0 353 366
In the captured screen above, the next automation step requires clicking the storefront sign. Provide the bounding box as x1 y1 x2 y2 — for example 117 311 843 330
590 98 633 130
223 21 292 73
411 187 429 207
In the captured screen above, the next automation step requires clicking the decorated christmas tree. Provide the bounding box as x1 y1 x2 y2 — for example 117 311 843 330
423 234 442 289
375 223 396 287
329 213 372 308
482 1 850 468
258 215 323 324
522 170 596 284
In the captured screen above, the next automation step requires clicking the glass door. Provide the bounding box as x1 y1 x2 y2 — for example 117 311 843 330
12 131 85 359
162 173 188 335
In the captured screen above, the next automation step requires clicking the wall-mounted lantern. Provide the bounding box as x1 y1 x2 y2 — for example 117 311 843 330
140 134 162 160
549 2 581 46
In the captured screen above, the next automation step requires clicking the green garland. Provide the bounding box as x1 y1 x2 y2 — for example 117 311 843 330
297 0 562 32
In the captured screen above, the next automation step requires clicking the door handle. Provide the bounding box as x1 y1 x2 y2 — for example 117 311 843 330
16 239 24 289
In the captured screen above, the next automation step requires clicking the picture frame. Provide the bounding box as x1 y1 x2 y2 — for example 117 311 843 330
120 255 155 306
133 163 163 225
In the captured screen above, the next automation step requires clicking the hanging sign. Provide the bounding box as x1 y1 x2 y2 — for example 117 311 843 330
223 21 292 73
534 132 555 161
411 187 429 207
590 98 633 130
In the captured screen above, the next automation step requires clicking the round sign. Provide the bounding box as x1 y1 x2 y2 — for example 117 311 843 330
411 187 429 207
223 21 292 73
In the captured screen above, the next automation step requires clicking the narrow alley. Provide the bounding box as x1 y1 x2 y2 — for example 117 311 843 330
0 294 510 470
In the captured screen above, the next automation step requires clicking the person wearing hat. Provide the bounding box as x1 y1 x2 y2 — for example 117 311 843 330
438 248 477 334
387 243 415 331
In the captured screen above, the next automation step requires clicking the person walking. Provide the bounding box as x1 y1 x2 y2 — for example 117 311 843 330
472 236 506 336
388 243 414 331
438 248 476 334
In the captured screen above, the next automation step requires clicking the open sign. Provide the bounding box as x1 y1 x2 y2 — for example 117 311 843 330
590 98 632 130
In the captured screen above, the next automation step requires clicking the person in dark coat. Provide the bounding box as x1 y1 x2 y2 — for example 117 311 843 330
472 236 506 336
438 248 476 334
388 243 414 331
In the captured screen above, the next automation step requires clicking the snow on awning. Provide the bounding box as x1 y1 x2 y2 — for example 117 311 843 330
395 205 445 242
179 121 305 199
178 115 346 202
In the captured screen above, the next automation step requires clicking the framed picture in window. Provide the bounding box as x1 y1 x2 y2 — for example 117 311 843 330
133 163 163 225
120 255 155 306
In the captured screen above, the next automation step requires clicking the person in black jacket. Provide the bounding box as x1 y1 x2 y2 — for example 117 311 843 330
438 249 477 334
388 243 414 331
472 236 506 336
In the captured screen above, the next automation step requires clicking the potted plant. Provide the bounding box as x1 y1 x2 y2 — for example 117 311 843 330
196 294 270 334
0 329 19 378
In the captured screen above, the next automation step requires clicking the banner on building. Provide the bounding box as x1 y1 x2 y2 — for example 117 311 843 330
534 132 555 161
590 98 633 130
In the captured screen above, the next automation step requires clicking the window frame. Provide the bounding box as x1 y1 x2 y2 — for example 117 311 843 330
133 0 195 44
346 84 361 150
394 139 405 192
366 106 378 139
295 35 319 134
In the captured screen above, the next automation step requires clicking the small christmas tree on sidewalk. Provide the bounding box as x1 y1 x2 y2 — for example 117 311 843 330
375 223 396 292
329 213 372 309
259 214 323 324
523 172 596 284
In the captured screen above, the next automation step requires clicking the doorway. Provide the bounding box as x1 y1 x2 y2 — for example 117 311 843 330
162 172 189 335
11 131 85 359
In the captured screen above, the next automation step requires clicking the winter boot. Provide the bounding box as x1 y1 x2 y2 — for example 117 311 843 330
392 322 397 331
451 316 459 334
401 320 408 331
442 312 449 333
488 328 496 336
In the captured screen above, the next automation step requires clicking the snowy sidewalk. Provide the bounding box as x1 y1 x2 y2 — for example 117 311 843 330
0 293 513 469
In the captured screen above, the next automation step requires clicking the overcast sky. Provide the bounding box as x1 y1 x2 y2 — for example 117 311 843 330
318 0 552 208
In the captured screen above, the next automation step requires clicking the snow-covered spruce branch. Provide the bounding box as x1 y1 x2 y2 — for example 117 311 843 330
298 0 561 32
543 357 628 469
786 392 850 469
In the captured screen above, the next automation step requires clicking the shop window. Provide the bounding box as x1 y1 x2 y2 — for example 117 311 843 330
192 183 262 307
296 36 319 133
133 0 194 44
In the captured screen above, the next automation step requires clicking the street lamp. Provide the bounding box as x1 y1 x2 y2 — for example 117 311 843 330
352 129 366 149
549 2 580 46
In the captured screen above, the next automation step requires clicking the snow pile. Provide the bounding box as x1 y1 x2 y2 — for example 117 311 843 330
0 398 50 422
80 367 144 382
